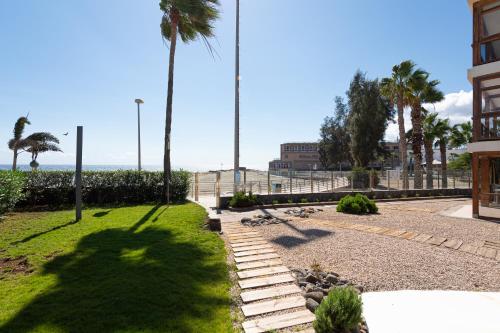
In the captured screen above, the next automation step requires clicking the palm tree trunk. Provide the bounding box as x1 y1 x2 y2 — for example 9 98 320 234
440 142 448 189
397 98 409 189
424 138 434 189
411 104 423 189
12 149 18 171
163 11 179 203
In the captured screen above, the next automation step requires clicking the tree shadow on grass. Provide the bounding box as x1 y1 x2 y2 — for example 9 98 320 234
10 219 80 246
0 206 229 333
93 210 112 218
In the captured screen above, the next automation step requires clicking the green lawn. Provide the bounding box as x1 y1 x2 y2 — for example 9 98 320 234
0 203 233 333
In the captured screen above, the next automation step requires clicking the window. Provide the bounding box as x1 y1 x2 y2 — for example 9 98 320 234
475 75 500 140
474 1 500 65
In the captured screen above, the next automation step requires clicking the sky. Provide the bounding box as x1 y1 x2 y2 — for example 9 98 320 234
0 0 474 171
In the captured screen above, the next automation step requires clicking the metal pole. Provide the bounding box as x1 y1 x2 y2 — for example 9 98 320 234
137 103 142 171
233 0 240 193
75 126 83 221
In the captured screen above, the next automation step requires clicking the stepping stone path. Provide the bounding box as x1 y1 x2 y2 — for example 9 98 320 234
304 218 500 262
223 221 315 333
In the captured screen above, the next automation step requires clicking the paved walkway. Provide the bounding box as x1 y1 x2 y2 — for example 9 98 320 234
362 290 500 333
303 217 500 262
222 222 315 333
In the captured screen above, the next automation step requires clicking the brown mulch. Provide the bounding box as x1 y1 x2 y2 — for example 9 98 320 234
0 256 33 275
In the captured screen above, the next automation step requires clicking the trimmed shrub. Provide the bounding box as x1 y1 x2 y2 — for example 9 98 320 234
229 192 258 208
300 198 308 203
0 171 26 215
16 170 190 208
336 194 378 215
313 286 363 333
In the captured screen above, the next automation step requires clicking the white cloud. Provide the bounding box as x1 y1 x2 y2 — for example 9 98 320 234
385 90 473 142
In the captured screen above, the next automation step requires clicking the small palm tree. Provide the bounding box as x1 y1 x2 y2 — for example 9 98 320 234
159 0 220 202
423 112 439 189
380 60 419 190
8 116 31 170
434 118 451 188
407 73 444 189
24 132 62 171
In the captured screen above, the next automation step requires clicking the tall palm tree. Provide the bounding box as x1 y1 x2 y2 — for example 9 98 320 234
380 60 420 190
8 116 31 170
434 118 451 188
449 121 472 148
159 0 220 202
25 132 62 171
423 112 439 189
407 73 444 189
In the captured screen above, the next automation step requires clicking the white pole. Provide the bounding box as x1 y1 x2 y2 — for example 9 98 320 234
234 0 240 193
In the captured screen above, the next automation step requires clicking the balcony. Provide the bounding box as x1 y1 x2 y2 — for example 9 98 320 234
473 1 500 66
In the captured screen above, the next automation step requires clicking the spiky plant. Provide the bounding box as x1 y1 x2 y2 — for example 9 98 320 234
159 0 220 202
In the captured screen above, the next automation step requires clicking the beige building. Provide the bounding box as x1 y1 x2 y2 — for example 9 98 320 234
269 142 321 171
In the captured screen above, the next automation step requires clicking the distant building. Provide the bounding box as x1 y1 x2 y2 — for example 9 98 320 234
269 142 321 171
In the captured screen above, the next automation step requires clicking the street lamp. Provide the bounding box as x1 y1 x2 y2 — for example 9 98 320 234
135 98 144 171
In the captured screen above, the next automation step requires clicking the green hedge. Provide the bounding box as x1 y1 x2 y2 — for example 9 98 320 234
229 192 259 208
0 171 26 215
17 170 190 208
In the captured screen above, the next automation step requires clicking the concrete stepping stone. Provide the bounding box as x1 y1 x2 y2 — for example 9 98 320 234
383 229 407 237
413 234 433 243
235 253 280 263
225 228 252 234
476 247 497 259
232 244 272 252
236 258 283 271
240 284 302 303
241 295 305 317
234 248 276 257
458 243 479 254
239 273 295 289
242 310 315 333
484 240 500 250
296 329 315 333
398 231 419 240
426 236 447 246
237 265 290 279
232 240 268 248
228 232 260 239
443 239 463 250
231 237 266 245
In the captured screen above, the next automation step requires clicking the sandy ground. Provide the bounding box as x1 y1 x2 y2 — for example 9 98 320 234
246 199 500 292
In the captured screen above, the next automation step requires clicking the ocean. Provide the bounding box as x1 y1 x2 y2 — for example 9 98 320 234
0 165 163 171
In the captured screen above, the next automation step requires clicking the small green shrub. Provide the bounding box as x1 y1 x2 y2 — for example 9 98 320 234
313 286 363 333
0 171 26 215
272 199 279 205
229 192 258 208
287 199 293 204
336 194 378 215
300 198 308 203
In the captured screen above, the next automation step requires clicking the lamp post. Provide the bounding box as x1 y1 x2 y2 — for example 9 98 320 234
234 0 240 194
135 99 144 171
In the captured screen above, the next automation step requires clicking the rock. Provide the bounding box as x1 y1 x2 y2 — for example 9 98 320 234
305 298 319 313
305 273 319 284
304 283 316 293
327 271 339 277
305 291 324 303
321 288 330 295
241 217 251 222
298 281 308 287
354 285 364 293
321 282 331 289
325 274 338 284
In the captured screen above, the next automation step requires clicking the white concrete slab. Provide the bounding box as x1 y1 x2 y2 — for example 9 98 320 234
362 291 500 333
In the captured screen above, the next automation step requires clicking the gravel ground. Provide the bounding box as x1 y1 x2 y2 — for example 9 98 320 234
311 199 500 244
255 214 500 292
